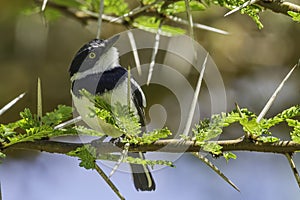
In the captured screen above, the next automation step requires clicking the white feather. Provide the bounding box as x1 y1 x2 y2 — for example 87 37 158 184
71 47 120 81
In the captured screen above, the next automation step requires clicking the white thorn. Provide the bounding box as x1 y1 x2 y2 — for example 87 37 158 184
54 116 82 130
224 0 259 17
109 143 129 177
147 21 162 85
0 93 26 116
127 31 142 76
257 64 298 122
168 16 229 35
41 0 48 12
182 53 209 136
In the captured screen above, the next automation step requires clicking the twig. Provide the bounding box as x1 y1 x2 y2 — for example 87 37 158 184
257 0 300 16
109 0 163 23
0 181 2 200
224 0 300 17
285 153 300 188
94 163 125 200
193 152 240 192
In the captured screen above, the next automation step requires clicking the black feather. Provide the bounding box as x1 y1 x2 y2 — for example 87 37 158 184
129 152 156 191
69 39 103 77
71 67 127 97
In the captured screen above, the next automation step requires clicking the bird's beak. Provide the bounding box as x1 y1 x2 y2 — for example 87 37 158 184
104 34 120 52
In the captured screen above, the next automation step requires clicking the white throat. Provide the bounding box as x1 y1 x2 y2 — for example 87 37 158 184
71 47 120 81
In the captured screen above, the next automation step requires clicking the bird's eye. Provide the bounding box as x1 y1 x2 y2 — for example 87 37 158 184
89 52 96 59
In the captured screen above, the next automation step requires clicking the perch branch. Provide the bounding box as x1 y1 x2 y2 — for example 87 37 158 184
4 138 300 155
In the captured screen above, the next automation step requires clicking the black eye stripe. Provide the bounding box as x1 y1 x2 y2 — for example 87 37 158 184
69 39 105 77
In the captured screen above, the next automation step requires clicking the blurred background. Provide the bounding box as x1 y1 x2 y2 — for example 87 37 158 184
0 0 300 200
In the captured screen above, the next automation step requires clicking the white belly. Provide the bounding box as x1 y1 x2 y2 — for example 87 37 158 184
71 80 137 138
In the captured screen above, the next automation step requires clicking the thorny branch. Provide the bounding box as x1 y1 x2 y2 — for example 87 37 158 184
258 0 300 16
34 0 300 28
4 138 300 155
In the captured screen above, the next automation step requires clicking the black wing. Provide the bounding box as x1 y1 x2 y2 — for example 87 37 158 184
131 79 146 130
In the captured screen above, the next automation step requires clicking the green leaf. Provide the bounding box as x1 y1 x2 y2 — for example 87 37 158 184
1 106 79 148
160 24 186 36
141 0 158 4
291 130 300 144
189 1 206 11
112 102 141 136
287 118 300 127
223 152 236 162
44 8 63 21
288 11 300 22
202 142 222 155
0 152 6 159
19 108 40 129
80 90 115 124
68 145 97 169
81 90 141 137
211 0 263 29
286 119 300 143
80 0 129 16
81 90 172 144
257 136 279 143
240 118 261 135
21 6 40 16
193 113 233 142
0 123 18 139
164 1 206 14
75 126 105 137
265 105 300 130
104 0 129 16
223 111 241 124
280 105 300 119
51 0 81 8
133 16 186 36
241 5 263 29
141 128 172 144
125 156 175 167
41 105 73 126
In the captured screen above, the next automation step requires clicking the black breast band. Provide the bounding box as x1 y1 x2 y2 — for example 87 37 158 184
71 67 127 97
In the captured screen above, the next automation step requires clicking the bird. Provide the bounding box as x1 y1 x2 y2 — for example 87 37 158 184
69 34 156 191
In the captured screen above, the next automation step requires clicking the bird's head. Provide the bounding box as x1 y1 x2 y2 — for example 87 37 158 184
69 35 120 81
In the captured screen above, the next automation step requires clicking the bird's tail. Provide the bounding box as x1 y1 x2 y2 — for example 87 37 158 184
128 152 156 191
